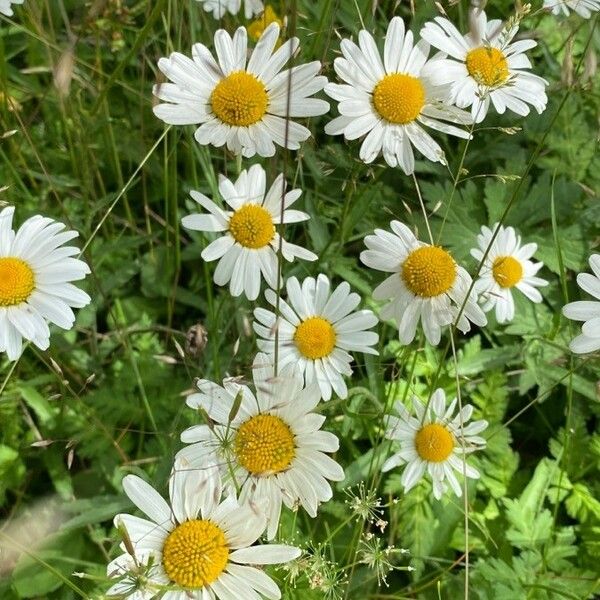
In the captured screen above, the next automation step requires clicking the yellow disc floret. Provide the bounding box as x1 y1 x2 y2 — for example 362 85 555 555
0 257 35 307
248 5 283 43
372 73 426 125
210 71 269 127
465 47 509 87
401 246 457 298
492 255 523 288
294 316 337 359
235 414 296 475
228 204 275 249
162 519 229 588
415 423 454 462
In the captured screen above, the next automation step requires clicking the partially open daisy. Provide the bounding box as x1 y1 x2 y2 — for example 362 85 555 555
153 24 329 158
177 353 345 540
253 274 379 401
360 220 486 346
182 164 316 301
544 0 600 18
111 460 300 599
324 16 473 175
562 254 600 354
382 388 488 500
197 0 263 19
0 0 24 17
0 206 91 361
471 223 548 323
420 9 548 123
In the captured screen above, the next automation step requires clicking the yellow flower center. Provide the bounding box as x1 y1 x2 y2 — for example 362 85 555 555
0 257 35 307
228 204 275 249
294 316 337 359
401 246 457 298
372 73 426 125
210 71 269 127
492 255 523 288
248 5 283 43
234 414 296 475
162 520 229 589
415 423 454 462
465 47 509 87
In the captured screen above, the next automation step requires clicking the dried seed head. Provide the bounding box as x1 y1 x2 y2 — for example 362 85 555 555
185 323 208 357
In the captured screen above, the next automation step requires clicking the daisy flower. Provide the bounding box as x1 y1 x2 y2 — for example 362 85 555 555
0 207 91 361
248 5 283 43
562 254 600 354
360 220 486 346
420 9 548 123
0 0 24 17
182 164 317 301
111 460 300 599
382 388 488 499
471 223 548 323
153 23 329 158
177 353 345 540
544 0 600 18
324 16 473 175
253 274 379 401
196 0 263 19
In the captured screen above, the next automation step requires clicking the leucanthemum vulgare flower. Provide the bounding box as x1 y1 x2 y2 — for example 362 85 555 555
110 460 300 599
181 164 316 301
420 9 548 123
324 16 473 175
543 0 600 18
471 223 548 323
360 220 486 346
562 254 600 354
382 388 488 500
0 0 24 17
196 0 263 19
177 352 345 540
153 23 329 158
253 274 379 401
0 206 90 361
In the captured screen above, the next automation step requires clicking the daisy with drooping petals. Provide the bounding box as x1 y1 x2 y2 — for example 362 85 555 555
153 24 329 158
253 274 379 401
177 353 345 540
196 0 263 19
382 388 488 500
471 223 548 323
562 254 600 354
0 0 24 17
110 460 300 599
360 221 486 346
420 9 548 123
0 207 90 361
544 0 600 18
324 16 473 175
182 164 316 301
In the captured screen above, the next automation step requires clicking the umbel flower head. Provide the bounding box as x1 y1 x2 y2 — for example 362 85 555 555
253 274 379 401
324 16 473 175
420 9 548 123
182 164 317 301
543 0 600 18
153 23 329 157
0 206 90 361
382 388 488 499
360 220 486 346
0 0 24 17
177 353 345 540
196 0 263 19
110 460 300 599
471 223 548 323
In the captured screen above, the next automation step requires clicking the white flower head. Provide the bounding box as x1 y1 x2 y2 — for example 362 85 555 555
360 220 487 347
153 23 329 158
324 16 473 175
253 274 379 401
562 254 600 354
543 0 600 18
382 388 488 500
196 0 263 19
0 207 91 361
182 164 317 301
471 223 548 323
177 353 345 540
110 460 300 599
0 0 24 17
420 9 548 123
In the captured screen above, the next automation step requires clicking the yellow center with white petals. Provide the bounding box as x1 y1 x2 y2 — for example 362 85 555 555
210 71 269 127
372 73 426 125
235 414 296 475
415 423 454 462
492 255 523 288
401 246 457 298
0 257 35 307
228 204 275 248
162 520 229 588
466 47 509 87
294 316 337 359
